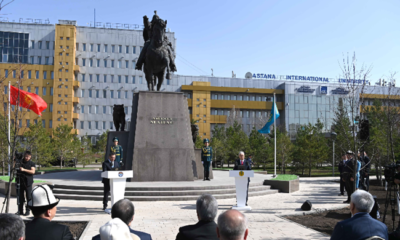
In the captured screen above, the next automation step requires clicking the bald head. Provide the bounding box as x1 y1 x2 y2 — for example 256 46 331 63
217 210 248 240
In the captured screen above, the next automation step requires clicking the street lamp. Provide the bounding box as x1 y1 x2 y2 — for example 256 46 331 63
331 132 337 177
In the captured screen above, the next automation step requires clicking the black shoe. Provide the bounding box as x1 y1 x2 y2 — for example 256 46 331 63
343 200 350 204
103 205 107 210
203 178 206 181
206 178 210 181
24 210 30 216
15 211 23 215
338 193 344 196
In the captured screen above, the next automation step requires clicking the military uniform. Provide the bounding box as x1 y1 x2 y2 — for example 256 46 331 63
201 139 212 181
110 137 123 165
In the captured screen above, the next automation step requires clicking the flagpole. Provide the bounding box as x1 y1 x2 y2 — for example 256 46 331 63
8 81 10 177
273 93 276 177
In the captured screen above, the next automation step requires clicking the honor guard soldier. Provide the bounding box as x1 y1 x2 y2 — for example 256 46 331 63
201 138 213 181
110 137 123 165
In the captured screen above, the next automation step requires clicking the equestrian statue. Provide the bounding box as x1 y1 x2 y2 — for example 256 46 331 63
136 11 177 91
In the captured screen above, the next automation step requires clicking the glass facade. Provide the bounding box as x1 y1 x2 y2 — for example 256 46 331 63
0 31 29 63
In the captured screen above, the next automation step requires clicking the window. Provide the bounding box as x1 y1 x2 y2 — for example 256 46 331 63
38 41 42 49
35 87 39 94
132 61 136 68
118 60 121 68
95 121 99 129
97 44 100 52
124 107 128 114
31 41 35 49
42 87 46 96
50 104 53 112
95 106 98 114
125 61 129 68
110 122 113 130
30 56 34 64
90 44 93 52
139 76 143 84
111 75 114 82
82 59 86 66
88 121 91 129
104 44 108 52
118 75 121 83
60 37 63 40
104 75 107 83
51 71 54 79
45 57 49 65
125 76 129 83
46 41 50 49
117 91 121 98
125 91 128 98
89 59 93 67
132 46 136 54
118 45 122 53
125 46 129 53
111 60 114 68
104 59 107 67
49 120 52 128
110 90 114 98
89 105 92 113
38 56 42 64
103 121 106 129
4 70 8 78
42 120 45 128
89 74 93 82
12 70 16 78
80 121 84 129
96 74 100 82
50 87 53 95
132 76 136 84
82 74 85 82
96 59 100 67
111 45 115 53
103 106 106 113
96 90 99 98
28 70 31 79
43 71 47 79
140 46 143 52
81 106 85 113
35 71 39 79
83 43 86 51
167 79 170 85
27 86 31 92
103 90 107 98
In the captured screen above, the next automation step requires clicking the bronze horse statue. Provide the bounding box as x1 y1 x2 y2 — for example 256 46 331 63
136 12 177 91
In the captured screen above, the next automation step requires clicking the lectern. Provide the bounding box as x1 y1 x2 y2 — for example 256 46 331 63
229 170 254 211
101 170 133 214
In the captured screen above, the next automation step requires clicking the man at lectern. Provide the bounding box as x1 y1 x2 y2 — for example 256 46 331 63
234 151 252 206
102 152 120 210
201 138 213 181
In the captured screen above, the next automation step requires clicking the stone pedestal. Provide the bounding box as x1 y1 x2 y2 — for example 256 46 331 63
125 91 195 181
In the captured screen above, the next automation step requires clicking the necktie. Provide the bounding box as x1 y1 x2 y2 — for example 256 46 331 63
241 160 243 165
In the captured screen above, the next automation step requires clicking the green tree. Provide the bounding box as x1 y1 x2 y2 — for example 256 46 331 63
225 121 249 162
75 134 93 168
94 131 108 154
275 128 293 174
211 125 228 164
22 122 53 170
248 127 269 168
52 124 76 169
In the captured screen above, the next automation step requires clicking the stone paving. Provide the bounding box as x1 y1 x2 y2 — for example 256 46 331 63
0 173 350 240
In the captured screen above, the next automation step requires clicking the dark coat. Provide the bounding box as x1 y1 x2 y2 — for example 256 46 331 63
338 160 345 174
92 228 152 240
330 212 388 240
233 158 252 171
175 220 219 240
25 218 74 240
102 160 120 184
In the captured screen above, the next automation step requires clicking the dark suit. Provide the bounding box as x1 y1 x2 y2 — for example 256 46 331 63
25 218 74 240
92 228 152 240
331 212 388 240
338 160 345 195
102 159 120 207
176 220 218 240
233 158 252 204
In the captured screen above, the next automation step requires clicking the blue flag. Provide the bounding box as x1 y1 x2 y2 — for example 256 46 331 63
258 98 280 134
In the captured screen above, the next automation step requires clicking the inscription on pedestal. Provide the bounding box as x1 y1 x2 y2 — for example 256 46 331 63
150 117 173 125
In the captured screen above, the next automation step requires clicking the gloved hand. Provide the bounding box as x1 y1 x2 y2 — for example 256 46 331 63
202 161 204 164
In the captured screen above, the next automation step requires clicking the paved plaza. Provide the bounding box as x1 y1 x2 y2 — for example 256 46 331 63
0 172 350 240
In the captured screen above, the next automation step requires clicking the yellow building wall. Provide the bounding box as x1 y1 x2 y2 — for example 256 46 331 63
190 82 211 139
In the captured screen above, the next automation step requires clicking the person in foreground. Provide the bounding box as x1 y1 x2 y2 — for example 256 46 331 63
217 209 248 240
92 199 152 240
25 185 74 240
0 214 25 240
175 194 219 240
330 190 388 240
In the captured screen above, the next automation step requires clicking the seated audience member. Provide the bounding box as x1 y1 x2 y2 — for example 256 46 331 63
92 199 152 240
176 194 219 240
217 209 248 240
25 185 74 240
100 218 136 240
0 214 25 240
331 190 388 240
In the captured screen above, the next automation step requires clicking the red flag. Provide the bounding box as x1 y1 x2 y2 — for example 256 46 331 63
10 85 47 116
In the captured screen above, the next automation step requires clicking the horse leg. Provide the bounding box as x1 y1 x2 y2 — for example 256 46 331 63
165 57 171 80
152 74 157 91
145 67 153 91
157 71 165 91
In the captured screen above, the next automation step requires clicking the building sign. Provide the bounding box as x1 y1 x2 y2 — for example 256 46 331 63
320 86 327 94
249 72 370 84
332 87 350 95
296 86 315 93
150 117 173 125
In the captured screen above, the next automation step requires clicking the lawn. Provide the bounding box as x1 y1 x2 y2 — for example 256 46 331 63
0 176 46 183
271 174 298 181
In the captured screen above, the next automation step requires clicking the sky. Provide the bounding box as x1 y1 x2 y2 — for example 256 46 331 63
2 0 400 82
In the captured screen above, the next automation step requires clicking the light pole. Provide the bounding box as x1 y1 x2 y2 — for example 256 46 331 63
331 132 337 177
